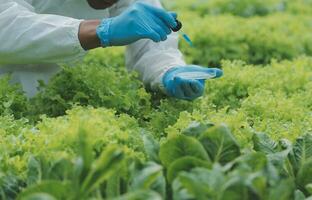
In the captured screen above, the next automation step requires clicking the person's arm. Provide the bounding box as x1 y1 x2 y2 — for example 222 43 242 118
108 0 223 100
108 0 186 91
0 1 87 65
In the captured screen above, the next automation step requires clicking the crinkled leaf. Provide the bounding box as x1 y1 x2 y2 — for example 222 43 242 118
198 125 240 164
167 156 211 183
159 134 210 168
291 134 312 173
252 133 278 154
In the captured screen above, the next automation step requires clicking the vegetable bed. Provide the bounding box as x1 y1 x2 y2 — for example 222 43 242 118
1 0 312 199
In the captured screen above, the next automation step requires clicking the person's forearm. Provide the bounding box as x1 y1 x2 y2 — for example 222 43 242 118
78 20 101 50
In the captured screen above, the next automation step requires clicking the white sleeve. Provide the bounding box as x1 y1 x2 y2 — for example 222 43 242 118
0 1 87 65
109 0 186 92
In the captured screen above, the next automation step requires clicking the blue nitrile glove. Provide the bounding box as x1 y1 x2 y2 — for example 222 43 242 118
96 2 178 47
163 65 223 101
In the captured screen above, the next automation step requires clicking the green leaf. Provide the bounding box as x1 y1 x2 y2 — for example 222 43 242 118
106 174 121 198
181 121 214 138
17 181 72 200
26 156 42 185
221 179 248 200
108 190 162 200
81 145 124 195
268 178 295 200
130 162 163 190
296 159 312 191
142 130 160 162
172 166 226 200
159 134 210 168
294 190 306 200
235 152 268 171
77 128 94 183
306 184 312 195
47 158 73 181
19 193 57 200
292 134 312 173
198 125 240 164
252 133 278 154
167 156 211 183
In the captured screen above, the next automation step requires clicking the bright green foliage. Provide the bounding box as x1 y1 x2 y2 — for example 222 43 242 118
1 0 312 199
0 76 28 118
195 0 286 17
181 14 312 67
166 0 312 17
30 63 151 120
168 124 312 200
162 58 312 148
0 107 146 199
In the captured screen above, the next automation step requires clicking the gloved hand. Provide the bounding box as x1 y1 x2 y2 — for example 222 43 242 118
162 65 223 101
96 2 178 47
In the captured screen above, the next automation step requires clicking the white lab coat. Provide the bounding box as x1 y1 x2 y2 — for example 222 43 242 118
0 0 186 97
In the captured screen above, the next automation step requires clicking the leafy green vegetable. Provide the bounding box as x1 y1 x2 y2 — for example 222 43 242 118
1 1 312 199
167 156 211 183
17 181 72 200
159 134 210 168
199 125 240 164
253 132 278 154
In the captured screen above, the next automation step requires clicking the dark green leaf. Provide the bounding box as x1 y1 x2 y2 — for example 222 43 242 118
19 193 57 200
26 157 42 185
172 166 226 200
236 152 268 171
167 156 211 183
47 158 73 180
296 159 312 191
142 130 160 162
252 133 278 154
182 121 214 138
268 178 295 200
199 125 240 164
159 134 210 168
77 128 94 183
130 162 163 190
81 145 124 195
17 181 72 200
294 190 306 200
306 184 312 195
292 134 312 173
106 174 121 198
108 190 162 200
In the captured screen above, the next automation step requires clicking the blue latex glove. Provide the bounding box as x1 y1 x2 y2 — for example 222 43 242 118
96 2 178 47
163 65 223 100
